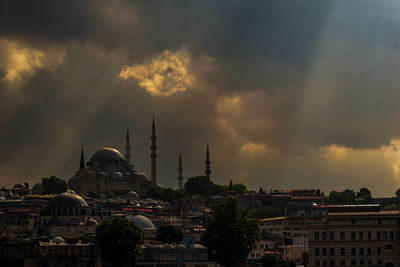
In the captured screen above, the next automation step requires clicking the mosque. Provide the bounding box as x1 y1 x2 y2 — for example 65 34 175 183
68 118 212 199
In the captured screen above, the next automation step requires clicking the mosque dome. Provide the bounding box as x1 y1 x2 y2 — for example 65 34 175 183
126 191 140 201
53 237 65 243
111 171 123 179
49 192 88 208
127 215 156 230
92 147 124 160
13 183 26 191
86 219 98 226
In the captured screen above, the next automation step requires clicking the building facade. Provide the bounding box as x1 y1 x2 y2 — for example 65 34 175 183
309 209 400 267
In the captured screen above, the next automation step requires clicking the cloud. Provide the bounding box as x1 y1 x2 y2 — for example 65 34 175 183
119 48 195 96
0 38 65 83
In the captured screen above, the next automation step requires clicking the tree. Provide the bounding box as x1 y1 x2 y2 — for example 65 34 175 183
328 189 356 204
96 217 144 267
357 187 371 198
233 183 247 195
175 188 189 200
42 176 68 194
184 176 214 196
260 254 274 267
105 191 116 199
395 189 400 198
155 225 183 244
201 197 260 267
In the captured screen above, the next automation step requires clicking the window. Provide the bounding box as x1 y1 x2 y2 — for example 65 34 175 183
390 231 394 239
322 260 327 266
330 261 335 266
315 248 320 256
368 247 371 255
329 232 334 240
377 231 381 239
383 231 387 239
397 231 400 239
368 260 372 265
359 231 364 240
377 247 381 255
322 248 327 256
368 231 371 239
352 260 356 265
330 248 335 256
322 232 327 240
340 231 345 240
341 260 345 266
315 232 320 240
316 261 320 266
351 231 355 240
360 247 364 256
378 260 382 264
341 248 345 256
351 248 356 256
360 260 364 265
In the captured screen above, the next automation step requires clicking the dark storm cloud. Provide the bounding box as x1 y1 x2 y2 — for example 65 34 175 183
1 0 400 195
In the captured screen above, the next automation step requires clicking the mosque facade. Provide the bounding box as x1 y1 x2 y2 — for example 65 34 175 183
69 123 158 199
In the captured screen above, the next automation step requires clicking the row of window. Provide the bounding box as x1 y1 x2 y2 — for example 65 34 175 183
315 259 383 266
314 246 388 256
314 230 400 241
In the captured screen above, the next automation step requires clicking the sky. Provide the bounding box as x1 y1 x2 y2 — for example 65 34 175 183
1 0 400 196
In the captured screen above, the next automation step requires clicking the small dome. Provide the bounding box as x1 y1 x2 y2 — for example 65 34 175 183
49 192 88 208
92 147 124 160
13 183 26 190
127 215 156 230
111 171 123 179
126 191 140 200
86 219 98 226
53 237 64 243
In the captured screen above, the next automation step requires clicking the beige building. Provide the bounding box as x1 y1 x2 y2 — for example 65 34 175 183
309 209 400 267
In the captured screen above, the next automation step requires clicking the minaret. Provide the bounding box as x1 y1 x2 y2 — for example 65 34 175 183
79 147 86 170
125 129 131 163
151 117 157 186
205 144 211 178
78 148 87 195
178 153 183 189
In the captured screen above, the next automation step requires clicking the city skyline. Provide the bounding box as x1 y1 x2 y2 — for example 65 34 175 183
2 1 400 195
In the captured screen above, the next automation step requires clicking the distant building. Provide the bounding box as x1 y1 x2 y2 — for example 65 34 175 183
309 206 400 266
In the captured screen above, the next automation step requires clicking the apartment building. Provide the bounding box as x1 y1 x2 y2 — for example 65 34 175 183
309 207 400 267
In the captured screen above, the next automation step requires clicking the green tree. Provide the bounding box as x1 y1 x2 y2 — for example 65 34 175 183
233 183 247 195
42 176 68 194
96 217 144 267
201 197 260 267
184 176 214 196
260 254 274 267
357 187 371 198
395 189 400 198
105 191 116 199
146 185 164 200
328 189 356 204
155 225 183 244
175 188 189 200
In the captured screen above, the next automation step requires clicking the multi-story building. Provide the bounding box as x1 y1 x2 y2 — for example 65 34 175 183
309 206 400 266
